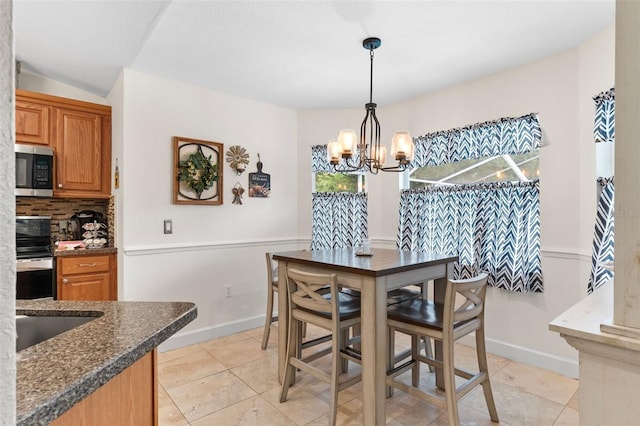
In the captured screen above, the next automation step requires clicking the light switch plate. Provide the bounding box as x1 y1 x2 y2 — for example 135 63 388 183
164 219 172 234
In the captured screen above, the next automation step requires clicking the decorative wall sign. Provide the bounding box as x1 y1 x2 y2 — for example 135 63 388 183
173 136 223 205
225 145 250 175
232 182 245 205
248 154 271 198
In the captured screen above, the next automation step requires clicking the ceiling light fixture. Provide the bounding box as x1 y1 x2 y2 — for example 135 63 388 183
327 37 415 174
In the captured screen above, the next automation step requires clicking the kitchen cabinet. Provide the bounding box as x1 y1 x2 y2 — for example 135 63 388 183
54 107 111 197
50 350 157 426
57 253 117 301
15 89 112 198
15 99 51 146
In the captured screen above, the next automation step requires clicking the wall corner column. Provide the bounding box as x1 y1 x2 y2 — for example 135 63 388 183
612 0 640 329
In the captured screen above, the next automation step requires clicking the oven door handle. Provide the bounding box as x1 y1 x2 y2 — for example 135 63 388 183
16 258 53 272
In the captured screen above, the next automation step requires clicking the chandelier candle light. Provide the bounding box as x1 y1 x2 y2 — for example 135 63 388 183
327 37 415 174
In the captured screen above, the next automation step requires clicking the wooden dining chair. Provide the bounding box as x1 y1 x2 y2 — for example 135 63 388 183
261 253 279 349
386 273 498 425
262 253 313 350
279 267 362 426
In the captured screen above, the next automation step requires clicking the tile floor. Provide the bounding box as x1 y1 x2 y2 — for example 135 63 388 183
158 324 579 425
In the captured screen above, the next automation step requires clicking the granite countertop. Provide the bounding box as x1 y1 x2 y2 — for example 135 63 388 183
16 300 197 425
54 246 118 257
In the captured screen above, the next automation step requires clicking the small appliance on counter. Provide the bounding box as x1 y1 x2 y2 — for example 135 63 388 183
70 210 108 248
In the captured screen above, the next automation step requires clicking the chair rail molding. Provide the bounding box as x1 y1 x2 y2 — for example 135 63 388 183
124 237 305 256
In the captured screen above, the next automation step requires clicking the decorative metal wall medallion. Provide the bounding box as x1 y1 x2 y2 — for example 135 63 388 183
226 145 250 175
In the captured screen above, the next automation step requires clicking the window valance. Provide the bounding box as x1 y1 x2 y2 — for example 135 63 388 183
412 113 541 168
594 88 615 143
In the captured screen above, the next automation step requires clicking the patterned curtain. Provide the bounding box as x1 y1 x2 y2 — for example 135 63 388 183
587 177 615 293
594 88 615 143
412 113 542 168
587 88 615 293
311 192 368 250
398 180 542 293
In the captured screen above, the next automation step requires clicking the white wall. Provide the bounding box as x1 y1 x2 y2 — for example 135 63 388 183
18 69 107 104
297 25 615 377
114 70 302 347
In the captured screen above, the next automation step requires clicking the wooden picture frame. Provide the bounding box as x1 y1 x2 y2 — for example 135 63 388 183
173 136 223 205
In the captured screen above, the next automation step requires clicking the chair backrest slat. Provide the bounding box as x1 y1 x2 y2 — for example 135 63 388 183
286 267 337 316
444 273 489 327
266 252 278 285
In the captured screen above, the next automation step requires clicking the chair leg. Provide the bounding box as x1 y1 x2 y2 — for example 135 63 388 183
339 329 349 373
292 319 304 382
476 326 499 422
261 287 274 350
443 337 459 426
279 316 298 402
411 334 420 387
387 327 396 398
329 329 341 426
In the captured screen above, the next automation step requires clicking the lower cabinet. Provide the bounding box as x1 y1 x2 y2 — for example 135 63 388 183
57 253 117 301
50 349 157 425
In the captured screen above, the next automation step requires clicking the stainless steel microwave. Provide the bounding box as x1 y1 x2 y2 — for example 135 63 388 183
15 144 54 197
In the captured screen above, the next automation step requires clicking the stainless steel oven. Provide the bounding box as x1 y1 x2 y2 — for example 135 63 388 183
16 216 55 300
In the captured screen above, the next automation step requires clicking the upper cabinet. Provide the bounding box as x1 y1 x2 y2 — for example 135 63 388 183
55 108 111 197
16 99 51 146
16 90 112 198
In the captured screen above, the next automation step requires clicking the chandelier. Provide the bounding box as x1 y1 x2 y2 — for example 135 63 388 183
327 37 415 174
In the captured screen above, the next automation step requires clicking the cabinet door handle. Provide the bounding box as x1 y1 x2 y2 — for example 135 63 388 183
58 184 63 188
79 263 97 267
62 278 68 284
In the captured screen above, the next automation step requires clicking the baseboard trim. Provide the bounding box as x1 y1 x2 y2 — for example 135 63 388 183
457 334 579 379
158 315 266 352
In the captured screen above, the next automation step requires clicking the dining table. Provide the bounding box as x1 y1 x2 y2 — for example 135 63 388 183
272 248 458 426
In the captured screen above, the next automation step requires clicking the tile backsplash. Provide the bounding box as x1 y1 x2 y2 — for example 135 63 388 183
16 197 115 247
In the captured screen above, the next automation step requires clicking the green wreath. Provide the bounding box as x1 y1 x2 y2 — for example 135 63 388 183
178 149 219 197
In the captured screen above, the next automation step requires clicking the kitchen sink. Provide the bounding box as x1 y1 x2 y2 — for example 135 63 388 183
16 314 100 352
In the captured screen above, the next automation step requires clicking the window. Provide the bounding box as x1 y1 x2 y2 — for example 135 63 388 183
408 150 539 189
313 172 365 193
398 113 543 292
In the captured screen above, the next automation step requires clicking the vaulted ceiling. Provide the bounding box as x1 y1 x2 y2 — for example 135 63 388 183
14 0 615 109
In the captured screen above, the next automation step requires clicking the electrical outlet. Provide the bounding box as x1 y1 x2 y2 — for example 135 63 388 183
59 220 68 234
224 285 232 297
164 219 172 234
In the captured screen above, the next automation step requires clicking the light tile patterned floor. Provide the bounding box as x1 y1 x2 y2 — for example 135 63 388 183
158 325 579 425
